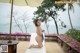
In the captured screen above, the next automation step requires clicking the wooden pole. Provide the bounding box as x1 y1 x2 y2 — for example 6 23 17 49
8 0 13 43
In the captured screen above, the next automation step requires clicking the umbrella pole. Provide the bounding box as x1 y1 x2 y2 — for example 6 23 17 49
8 0 13 43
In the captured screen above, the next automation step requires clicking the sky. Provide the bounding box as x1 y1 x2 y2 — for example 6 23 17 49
0 3 80 34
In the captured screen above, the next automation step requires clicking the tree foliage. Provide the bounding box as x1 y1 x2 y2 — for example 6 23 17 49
66 29 80 42
34 0 66 34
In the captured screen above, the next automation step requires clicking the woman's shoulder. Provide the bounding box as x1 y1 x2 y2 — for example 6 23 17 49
37 26 42 29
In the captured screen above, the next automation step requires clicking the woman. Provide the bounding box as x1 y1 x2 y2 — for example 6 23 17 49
29 19 44 48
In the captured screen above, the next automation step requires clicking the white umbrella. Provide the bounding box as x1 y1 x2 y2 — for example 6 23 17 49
0 0 43 43
0 0 43 7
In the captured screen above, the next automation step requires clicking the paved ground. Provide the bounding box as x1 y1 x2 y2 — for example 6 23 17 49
17 41 64 53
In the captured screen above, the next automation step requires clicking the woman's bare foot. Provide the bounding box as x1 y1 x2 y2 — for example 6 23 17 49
28 44 34 49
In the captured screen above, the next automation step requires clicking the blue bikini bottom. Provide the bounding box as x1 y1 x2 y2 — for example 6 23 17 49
42 35 44 42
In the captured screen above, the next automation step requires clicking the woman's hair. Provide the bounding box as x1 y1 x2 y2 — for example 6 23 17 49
33 19 39 26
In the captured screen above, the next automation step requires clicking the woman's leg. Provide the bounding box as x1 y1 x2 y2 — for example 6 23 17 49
28 35 43 48
33 35 43 48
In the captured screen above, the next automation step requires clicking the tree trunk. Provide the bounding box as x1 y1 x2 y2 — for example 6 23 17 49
45 21 49 34
68 4 73 29
52 17 59 35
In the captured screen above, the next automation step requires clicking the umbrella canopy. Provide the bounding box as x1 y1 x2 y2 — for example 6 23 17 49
0 0 43 7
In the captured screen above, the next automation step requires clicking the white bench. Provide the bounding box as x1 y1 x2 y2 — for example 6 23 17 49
25 33 46 53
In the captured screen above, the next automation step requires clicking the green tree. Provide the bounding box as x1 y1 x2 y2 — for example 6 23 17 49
66 29 80 42
34 0 66 34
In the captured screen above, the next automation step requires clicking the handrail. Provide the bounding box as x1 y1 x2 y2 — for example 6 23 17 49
58 34 80 53
0 33 56 37
0 33 31 36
